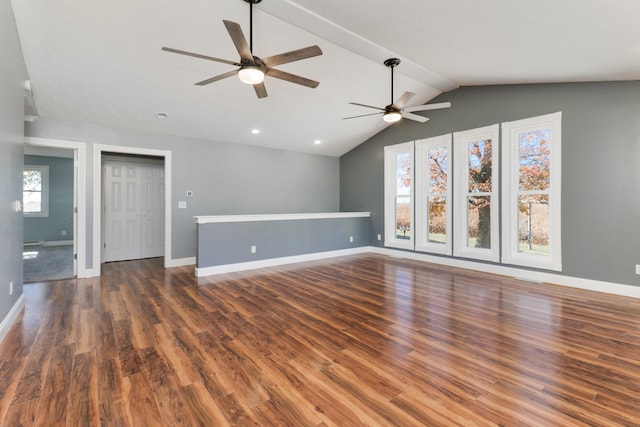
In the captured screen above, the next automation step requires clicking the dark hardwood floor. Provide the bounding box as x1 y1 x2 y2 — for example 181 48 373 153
1 254 640 426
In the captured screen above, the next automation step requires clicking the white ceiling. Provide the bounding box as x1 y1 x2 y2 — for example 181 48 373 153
11 0 640 157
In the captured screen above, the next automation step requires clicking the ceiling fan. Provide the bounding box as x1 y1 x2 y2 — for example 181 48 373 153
161 0 322 99
344 58 451 123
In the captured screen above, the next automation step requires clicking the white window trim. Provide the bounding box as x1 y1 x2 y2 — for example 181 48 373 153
415 134 452 255
453 124 500 262
23 164 49 218
384 141 414 250
501 112 562 271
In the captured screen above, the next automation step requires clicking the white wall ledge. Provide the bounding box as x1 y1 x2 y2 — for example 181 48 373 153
195 212 370 224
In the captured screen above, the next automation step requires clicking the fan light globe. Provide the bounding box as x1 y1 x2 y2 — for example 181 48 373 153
238 66 265 85
383 111 402 123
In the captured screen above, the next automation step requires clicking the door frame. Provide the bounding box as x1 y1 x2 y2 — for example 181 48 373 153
92 144 172 275
24 137 89 278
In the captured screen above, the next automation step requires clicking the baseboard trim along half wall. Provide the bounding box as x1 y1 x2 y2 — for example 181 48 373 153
195 245 640 299
0 294 25 345
196 247 370 277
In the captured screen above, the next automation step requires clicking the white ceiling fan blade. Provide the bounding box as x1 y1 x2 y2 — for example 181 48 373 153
404 102 452 113
392 91 415 109
401 112 430 123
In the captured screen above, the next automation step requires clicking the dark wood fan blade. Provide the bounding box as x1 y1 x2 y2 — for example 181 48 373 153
401 112 430 123
195 70 238 86
161 47 240 66
343 112 384 120
266 68 319 88
253 82 268 99
262 46 323 68
392 91 415 109
223 20 253 62
403 102 452 113
348 102 385 111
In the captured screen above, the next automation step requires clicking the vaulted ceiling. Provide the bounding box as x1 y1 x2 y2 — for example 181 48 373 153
11 0 640 156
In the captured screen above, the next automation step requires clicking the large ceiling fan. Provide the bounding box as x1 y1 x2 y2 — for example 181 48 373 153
344 58 451 123
161 0 322 99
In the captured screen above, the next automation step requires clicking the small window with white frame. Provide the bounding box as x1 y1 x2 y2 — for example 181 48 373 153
23 164 50 217
501 112 562 271
453 124 500 262
384 141 414 250
415 134 452 255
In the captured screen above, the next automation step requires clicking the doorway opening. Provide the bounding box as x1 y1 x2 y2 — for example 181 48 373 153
23 137 88 279
92 144 172 275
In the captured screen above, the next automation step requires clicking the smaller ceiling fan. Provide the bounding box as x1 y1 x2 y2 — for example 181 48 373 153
162 0 322 99
344 58 451 123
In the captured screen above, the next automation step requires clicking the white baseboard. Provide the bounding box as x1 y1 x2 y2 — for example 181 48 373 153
369 246 640 299
166 257 196 268
24 240 73 247
196 247 369 277
43 240 73 247
0 294 25 345
195 245 640 299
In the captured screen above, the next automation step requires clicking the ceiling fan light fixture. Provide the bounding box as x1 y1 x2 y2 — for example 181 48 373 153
238 66 265 85
383 111 402 123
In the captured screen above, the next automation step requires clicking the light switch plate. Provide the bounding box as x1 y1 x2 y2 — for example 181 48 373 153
178 201 187 209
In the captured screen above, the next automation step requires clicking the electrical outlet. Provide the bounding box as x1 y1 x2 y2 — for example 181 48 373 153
349 236 354 243
251 245 257 254
61 230 67 236
636 265 640 275
9 281 13 296
377 234 382 241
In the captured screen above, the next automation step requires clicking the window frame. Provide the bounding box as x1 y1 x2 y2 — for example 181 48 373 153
415 134 452 255
23 164 50 218
501 112 562 271
453 124 500 262
384 141 414 250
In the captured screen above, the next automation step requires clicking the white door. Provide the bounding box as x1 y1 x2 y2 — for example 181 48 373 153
103 158 165 262
140 163 164 258
103 161 142 262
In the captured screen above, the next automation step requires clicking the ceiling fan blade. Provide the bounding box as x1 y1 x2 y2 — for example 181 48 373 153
262 45 323 68
194 70 238 86
161 47 240 66
392 91 416 109
348 102 386 111
253 82 268 99
266 68 319 88
343 112 384 120
401 112 430 123
404 102 452 113
223 20 253 62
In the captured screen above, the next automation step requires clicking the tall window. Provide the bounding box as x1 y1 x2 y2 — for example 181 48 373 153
454 125 500 262
502 112 562 270
384 142 414 250
23 165 49 217
415 135 452 254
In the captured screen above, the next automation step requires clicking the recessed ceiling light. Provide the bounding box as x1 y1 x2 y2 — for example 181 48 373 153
314 139 322 145
251 128 261 135
155 112 168 120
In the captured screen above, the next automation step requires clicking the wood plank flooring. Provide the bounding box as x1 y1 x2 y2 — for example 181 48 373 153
1 254 640 426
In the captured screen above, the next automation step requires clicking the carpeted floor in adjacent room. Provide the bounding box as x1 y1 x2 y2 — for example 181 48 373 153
23 245 74 283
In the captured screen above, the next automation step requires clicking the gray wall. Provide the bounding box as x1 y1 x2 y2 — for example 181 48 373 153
24 155 74 243
0 0 27 322
341 81 640 287
25 119 340 266
198 217 370 268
